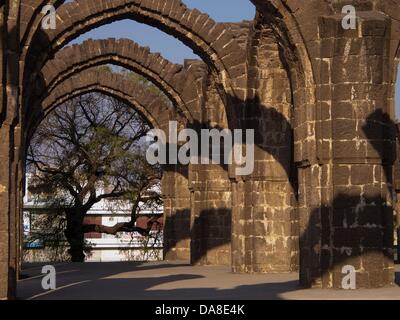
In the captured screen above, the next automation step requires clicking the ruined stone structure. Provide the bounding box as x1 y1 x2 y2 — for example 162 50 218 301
1 0 400 299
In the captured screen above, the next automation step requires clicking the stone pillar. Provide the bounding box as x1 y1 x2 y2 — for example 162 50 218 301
0 124 13 299
231 22 298 273
162 164 191 261
0 124 19 300
300 11 396 288
189 73 232 266
0 0 20 299
190 164 232 266
13 126 23 278
0 3 6 299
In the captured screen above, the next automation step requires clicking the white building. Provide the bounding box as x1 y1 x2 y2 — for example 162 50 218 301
23 175 163 262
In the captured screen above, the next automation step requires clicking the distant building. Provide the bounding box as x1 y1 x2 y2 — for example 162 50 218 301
23 174 163 262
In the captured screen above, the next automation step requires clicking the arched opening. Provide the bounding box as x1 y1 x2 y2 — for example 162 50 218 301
22 0 276 272
23 67 193 267
23 87 165 264
36 38 199 124
27 65 178 140
22 0 247 132
21 2 243 267
28 45 199 261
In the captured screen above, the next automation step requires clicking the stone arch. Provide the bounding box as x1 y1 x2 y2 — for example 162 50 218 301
27 67 193 264
31 38 233 266
250 1 320 160
22 0 247 124
19 0 63 117
248 0 334 287
38 38 207 124
229 1 321 277
29 69 176 139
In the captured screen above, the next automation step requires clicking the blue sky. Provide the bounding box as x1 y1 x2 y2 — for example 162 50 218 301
66 0 400 117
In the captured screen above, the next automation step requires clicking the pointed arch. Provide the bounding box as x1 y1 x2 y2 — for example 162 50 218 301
38 38 207 123
23 0 246 110
27 69 178 143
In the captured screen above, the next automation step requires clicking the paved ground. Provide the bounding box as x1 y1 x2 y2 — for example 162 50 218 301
17 261 400 300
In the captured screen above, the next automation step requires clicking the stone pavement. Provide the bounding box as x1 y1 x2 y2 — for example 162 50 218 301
17 261 400 300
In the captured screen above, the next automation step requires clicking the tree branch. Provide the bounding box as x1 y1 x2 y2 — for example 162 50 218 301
82 217 160 236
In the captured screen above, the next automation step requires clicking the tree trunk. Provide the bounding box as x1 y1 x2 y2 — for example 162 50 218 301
64 208 86 262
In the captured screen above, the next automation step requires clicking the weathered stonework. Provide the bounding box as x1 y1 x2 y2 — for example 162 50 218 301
0 0 400 299
162 165 191 261
36 38 206 124
39 70 174 131
189 71 232 266
231 18 298 273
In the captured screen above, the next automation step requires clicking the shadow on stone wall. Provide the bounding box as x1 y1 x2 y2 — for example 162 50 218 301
190 208 231 265
299 193 395 288
176 100 398 288
163 208 231 266
298 108 397 288
163 208 191 261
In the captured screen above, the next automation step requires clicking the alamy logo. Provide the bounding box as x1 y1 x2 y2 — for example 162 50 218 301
41 265 56 290
341 265 356 290
146 121 255 176
342 5 357 30
41 5 56 30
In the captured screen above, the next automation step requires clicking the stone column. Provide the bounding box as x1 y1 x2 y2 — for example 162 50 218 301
189 72 232 266
0 3 7 300
231 22 298 273
0 124 13 300
300 11 396 288
13 126 24 279
162 164 191 261
0 112 20 302
190 164 232 266
0 0 20 299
